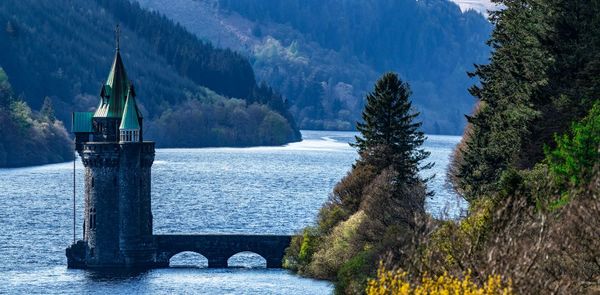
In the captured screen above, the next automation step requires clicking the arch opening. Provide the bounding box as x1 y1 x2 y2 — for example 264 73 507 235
169 251 208 268
227 251 267 268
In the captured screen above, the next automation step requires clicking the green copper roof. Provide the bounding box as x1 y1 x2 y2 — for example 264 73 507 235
94 51 130 118
119 89 140 130
72 112 94 132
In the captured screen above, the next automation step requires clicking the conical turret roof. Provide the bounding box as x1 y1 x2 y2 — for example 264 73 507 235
94 50 130 118
119 87 140 130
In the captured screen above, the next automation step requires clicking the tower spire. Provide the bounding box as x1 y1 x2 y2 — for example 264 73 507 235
115 24 120 52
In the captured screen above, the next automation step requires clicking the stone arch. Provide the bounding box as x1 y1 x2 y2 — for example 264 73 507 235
168 251 208 268
227 251 267 268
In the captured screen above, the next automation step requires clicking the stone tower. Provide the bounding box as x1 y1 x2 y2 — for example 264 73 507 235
66 29 294 271
67 41 157 268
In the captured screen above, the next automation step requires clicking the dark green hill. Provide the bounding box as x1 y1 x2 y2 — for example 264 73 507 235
218 0 491 134
139 0 491 134
0 0 300 153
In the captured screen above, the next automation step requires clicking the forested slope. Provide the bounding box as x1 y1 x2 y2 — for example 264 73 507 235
284 0 599 293
0 0 300 154
137 0 491 134
0 68 72 167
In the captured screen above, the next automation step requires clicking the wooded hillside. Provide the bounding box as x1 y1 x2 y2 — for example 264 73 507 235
0 0 300 155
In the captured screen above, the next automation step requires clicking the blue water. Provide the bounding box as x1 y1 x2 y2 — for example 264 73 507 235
0 130 464 294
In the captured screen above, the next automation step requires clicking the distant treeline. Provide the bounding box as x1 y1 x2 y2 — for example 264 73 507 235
147 97 296 147
218 0 491 134
0 0 299 161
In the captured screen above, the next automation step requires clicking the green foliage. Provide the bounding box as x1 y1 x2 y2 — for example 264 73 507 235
308 210 368 280
353 72 432 184
423 197 495 272
336 250 374 295
546 101 600 188
421 1 600 293
283 235 302 272
452 0 551 199
283 227 319 273
9 100 32 129
217 0 491 134
40 97 55 122
0 0 299 147
0 67 12 108
316 203 349 237
0 70 72 167
288 76 430 292
452 0 600 201
298 227 319 268
498 169 525 198
146 98 294 147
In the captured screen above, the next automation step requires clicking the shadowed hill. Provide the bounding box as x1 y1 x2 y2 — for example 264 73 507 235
137 0 491 134
0 0 300 152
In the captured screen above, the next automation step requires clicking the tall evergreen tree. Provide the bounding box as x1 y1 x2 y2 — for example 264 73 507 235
452 0 600 201
452 0 551 199
40 96 55 122
353 72 432 184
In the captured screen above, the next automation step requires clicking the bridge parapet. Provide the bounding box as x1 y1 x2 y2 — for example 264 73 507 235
154 234 292 268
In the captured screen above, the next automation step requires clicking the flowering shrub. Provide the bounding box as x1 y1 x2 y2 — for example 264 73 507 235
366 264 512 295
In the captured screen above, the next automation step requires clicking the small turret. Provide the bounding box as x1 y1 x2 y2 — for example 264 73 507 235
119 85 141 143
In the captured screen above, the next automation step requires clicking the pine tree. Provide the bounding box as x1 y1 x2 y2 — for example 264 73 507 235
452 0 551 199
0 67 13 108
40 96 55 122
452 0 600 201
353 72 431 184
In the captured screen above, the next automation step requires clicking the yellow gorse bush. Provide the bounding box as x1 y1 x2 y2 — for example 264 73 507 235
367 263 512 295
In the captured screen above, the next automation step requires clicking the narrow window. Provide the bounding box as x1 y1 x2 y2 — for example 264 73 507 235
90 208 96 230
91 177 94 188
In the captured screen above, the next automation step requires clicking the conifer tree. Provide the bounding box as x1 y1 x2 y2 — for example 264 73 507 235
353 72 431 184
40 96 55 122
452 0 551 199
452 0 600 201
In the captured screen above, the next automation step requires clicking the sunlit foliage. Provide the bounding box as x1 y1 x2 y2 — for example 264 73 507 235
367 264 512 295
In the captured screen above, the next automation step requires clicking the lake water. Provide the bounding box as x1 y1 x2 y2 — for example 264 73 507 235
0 130 464 294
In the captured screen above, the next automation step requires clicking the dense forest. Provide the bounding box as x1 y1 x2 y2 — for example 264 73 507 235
285 0 599 293
138 0 491 134
0 68 72 167
0 0 300 164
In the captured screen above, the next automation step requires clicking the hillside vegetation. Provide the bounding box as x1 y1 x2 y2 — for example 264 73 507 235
0 0 300 155
136 0 491 134
0 68 72 167
285 0 599 293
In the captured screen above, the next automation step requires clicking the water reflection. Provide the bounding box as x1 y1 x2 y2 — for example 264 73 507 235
83 268 151 282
